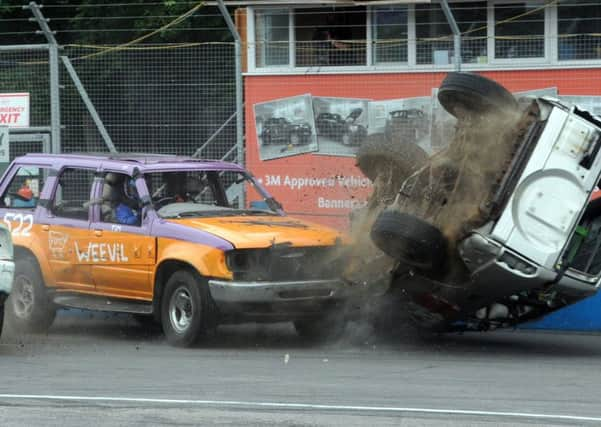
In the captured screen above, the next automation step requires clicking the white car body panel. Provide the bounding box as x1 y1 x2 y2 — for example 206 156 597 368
492 105 601 270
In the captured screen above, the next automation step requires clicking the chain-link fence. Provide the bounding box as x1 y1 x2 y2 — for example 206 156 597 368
0 2 239 164
0 47 51 128
60 43 236 158
1 1 601 230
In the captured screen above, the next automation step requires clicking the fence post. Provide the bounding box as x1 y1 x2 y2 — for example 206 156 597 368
439 0 462 72
217 0 245 207
28 2 61 153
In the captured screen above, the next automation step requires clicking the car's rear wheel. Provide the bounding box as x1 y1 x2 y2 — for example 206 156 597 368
6 257 56 333
437 72 517 119
161 270 215 347
370 210 447 271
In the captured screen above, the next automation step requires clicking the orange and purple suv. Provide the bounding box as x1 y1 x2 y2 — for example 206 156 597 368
0 153 356 346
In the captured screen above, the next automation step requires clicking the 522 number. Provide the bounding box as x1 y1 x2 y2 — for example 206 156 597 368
3 213 34 236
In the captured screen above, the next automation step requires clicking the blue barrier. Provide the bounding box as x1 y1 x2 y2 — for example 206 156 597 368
522 291 601 331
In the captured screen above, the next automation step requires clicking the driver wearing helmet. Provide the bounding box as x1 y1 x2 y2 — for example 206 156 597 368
115 178 140 225
13 182 36 208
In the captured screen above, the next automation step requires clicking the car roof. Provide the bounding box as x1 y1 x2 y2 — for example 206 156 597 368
13 153 245 173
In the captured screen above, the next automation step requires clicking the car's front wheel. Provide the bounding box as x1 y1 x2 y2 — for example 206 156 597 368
161 270 215 347
6 257 56 333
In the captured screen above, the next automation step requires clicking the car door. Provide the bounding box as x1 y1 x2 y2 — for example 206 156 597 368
89 171 156 300
42 167 97 292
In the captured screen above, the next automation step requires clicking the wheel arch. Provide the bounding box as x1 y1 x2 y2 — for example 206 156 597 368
153 259 203 321
13 245 51 285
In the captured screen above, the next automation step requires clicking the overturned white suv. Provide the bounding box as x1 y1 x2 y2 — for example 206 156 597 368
356 73 601 332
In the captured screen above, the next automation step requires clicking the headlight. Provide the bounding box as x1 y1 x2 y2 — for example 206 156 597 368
349 125 358 132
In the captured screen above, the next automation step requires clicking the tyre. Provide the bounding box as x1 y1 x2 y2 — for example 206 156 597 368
356 134 428 182
160 269 215 347
437 72 518 119
262 134 271 145
6 257 56 333
370 210 447 271
294 313 346 344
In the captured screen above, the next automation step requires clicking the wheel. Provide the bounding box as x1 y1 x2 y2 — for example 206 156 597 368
370 210 447 271
294 313 346 343
6 257 56 333
160 269 215 347
289 133 300 145
437 72 518 119
356 133 429 182
262 134 271 145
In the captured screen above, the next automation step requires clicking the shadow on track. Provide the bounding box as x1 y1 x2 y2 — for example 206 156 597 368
3 308 601 359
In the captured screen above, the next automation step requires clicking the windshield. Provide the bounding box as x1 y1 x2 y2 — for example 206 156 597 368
144 170 278 218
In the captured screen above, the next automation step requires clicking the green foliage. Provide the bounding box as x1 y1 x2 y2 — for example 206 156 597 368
0 1 231 45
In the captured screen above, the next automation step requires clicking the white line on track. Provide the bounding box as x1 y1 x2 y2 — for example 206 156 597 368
0 394 599 422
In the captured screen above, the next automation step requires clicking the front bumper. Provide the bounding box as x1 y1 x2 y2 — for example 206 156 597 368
208 279 353 304
0 259 15 296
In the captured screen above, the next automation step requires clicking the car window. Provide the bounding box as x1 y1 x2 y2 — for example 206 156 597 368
50 168 95 221
1 166 47 209
99 172 142 226
144 170 275 218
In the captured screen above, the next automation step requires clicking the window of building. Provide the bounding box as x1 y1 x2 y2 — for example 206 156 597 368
51 168 95 221
415 4 453 65
372 6 409 64
255 9 290 67
494 2 545 59
415 2 488 65
295 7 366 67
454 2 488 64
558 0 601 61
1 166 47 209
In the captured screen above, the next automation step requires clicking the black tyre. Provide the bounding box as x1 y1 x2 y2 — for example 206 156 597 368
438 72 518 119
294 313 346 344
370 210 447 271
6 257 56 333
356 134 428 182
262 134 271 145
160 269 215 347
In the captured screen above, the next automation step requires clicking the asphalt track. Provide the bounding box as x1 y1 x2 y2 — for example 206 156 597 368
1 311 601 426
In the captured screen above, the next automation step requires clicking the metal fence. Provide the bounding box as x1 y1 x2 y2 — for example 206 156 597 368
0 2 240 165
60 43 236 158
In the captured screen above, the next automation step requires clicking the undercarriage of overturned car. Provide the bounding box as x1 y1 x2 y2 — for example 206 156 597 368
349 72 601 333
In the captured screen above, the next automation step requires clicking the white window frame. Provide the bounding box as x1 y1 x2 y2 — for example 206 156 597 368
370 4 410 67
489 0 551 65
246 1 601 76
